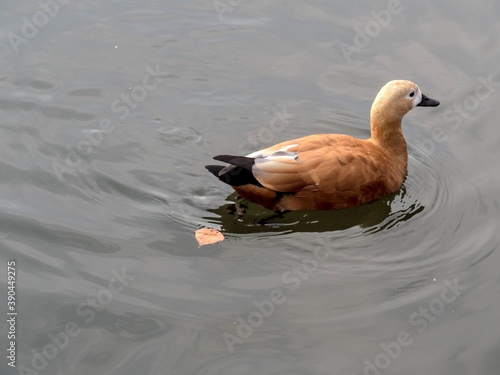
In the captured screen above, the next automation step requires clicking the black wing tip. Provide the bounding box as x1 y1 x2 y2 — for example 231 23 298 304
205 157 262 187
213 154 251 162
212 155 256 171
205 165 224 177
213 155 231 162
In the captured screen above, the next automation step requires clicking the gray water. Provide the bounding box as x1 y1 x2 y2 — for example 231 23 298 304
1 1 500 374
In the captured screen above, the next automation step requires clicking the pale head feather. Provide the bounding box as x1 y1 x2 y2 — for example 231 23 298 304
369 80 421 145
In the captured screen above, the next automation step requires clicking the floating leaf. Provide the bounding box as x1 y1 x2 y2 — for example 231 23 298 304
195 228 224 247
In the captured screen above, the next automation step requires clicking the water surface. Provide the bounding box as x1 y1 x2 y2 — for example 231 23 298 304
1 1 500 374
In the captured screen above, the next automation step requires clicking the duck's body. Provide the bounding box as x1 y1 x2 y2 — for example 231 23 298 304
206 80 439 211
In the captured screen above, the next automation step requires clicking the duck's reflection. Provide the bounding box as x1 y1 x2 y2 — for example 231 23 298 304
204 185 424 234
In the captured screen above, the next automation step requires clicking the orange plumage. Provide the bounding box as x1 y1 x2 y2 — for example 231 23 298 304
206 80 439 211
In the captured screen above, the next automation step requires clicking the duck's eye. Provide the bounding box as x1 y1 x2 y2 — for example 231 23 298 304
409 90 415 98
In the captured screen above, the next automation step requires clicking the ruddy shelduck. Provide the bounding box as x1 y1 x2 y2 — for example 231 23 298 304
206 80 439 211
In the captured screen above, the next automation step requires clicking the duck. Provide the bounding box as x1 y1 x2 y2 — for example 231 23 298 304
206 80 439 211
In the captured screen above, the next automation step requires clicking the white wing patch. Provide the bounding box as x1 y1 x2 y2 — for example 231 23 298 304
218 144 299 177
276 144 298 152
246 143 298 159
253 150 298 174
252 148 303 191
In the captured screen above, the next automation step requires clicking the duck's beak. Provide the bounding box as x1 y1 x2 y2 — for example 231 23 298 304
417 94 440 107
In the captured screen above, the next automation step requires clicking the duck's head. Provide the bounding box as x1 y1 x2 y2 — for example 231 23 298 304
370 80 439 141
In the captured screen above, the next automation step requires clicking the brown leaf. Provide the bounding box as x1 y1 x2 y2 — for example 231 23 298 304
195 228 224 247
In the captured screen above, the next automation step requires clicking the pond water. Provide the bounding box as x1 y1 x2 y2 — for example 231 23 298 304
1 1 500 374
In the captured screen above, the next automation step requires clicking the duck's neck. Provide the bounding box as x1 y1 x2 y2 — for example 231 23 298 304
369 108 407 152
369 109 408 180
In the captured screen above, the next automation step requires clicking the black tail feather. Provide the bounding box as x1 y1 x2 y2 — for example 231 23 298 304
205 165 225 178
213 155 256 172
205 155 262 187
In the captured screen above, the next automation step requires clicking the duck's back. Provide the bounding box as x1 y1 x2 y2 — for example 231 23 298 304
237 133 408 210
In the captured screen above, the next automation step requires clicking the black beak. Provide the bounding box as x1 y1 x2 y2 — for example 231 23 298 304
417 93 440 107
